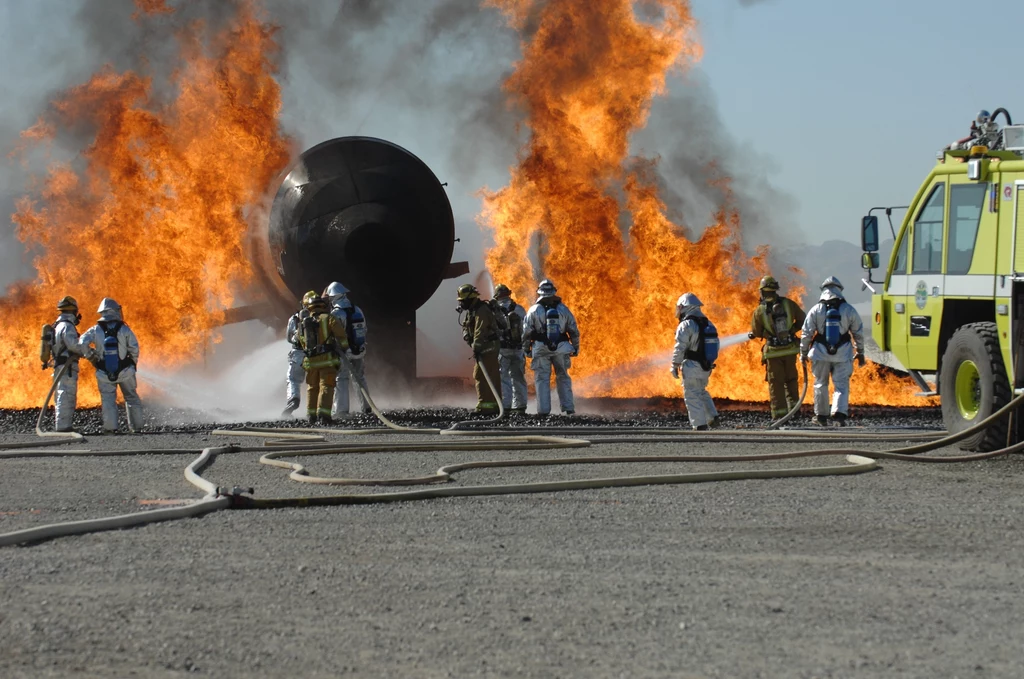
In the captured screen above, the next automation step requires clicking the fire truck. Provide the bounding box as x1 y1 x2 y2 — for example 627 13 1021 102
861 109 1024 450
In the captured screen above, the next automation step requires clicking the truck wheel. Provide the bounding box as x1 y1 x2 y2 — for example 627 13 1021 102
939 322 1011 451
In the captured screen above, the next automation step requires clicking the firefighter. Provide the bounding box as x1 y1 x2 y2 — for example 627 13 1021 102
799 277 866 426
749 275 807 420
523 279 580 416
457 283 502 415
79 298 143 433
294 291 349 425
282 304 305 417
46 296 86 432
493 283 528 413
323 282 371 417
671 292 720 430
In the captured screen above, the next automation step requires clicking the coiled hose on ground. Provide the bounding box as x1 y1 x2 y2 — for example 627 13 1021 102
3 365 1023 547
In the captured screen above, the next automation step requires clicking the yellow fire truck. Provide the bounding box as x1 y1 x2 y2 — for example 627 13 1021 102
861 109 1024 450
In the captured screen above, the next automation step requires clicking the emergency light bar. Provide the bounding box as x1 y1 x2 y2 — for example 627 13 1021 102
1004 125 1024 152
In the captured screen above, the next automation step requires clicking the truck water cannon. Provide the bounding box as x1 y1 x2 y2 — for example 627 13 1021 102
943 108 1024 156
246 137 469 382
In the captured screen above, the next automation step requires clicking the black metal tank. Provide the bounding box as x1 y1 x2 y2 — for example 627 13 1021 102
251 137 463 383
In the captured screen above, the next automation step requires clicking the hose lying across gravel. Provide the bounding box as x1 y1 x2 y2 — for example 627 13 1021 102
35 361 84 444
767 359 811 430
2 373 1022 547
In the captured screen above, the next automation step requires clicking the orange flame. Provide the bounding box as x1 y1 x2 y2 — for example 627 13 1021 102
0 0 291 409
481 0 929 406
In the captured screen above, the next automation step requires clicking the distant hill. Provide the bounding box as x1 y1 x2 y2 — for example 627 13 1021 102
770 239 894 306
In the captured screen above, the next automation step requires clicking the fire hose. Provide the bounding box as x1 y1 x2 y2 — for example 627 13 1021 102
767 359 810 430
34 361 84 444
4 387 1024 546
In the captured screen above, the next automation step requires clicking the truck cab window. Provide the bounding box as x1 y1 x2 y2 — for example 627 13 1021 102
946 183 987 275
912 183 945 274
892 231 909 275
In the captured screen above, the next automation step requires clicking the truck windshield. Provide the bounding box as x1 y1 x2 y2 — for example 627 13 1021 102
946 183 987 275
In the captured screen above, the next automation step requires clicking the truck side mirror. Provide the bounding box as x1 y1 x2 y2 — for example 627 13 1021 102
861 252 879 270
861 216 879 252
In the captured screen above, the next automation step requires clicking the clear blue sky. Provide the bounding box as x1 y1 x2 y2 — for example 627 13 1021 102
693 0 1024 245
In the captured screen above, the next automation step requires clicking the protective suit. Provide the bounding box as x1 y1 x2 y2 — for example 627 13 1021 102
296 291 349 424
79 298 143 433
324 282 371 417
493 284 528 413
749 276 807 419
799 277 865 426
671 293 719 430
523 280 580 415
49 296 85 432
283 310 305 416
458 284 502 414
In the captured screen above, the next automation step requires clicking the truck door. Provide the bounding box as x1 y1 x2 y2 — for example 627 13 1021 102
884 220 911 365
905 181 946 369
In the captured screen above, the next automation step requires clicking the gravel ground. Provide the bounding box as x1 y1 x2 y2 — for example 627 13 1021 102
3 405 1021 679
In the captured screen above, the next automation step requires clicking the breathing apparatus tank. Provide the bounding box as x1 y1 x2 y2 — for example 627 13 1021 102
302 313 322 354
40 324 54 370
824 300 843 354
102 328 121 376
770 302 792 345
545 306 562 349
703 319 721 366
347 308 367 355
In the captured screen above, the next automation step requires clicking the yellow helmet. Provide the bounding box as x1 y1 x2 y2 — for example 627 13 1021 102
302 290 326 311
457 284 480 302
493 284 512 299
56 296 79 312
759 275 780 292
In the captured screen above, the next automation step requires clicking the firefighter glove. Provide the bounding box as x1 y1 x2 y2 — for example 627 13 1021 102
670 364 680 380
856 353 866 367
747 332 755 340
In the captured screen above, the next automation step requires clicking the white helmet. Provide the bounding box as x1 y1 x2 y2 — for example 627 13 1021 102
537 279 557 297
324 281 349 298
97 297 122 319
323 281 352 308
676 292 703 308
820 276 843 291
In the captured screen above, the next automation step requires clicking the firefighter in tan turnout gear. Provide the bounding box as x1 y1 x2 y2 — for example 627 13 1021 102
457 284 502 415
293 291 349 425
748 276 806 420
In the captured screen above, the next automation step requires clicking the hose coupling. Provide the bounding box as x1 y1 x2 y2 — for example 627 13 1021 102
216 485 254 498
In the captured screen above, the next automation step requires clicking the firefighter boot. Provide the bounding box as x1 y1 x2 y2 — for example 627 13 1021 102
832 412 848 427
815 415 829 427
282 397 300 417
320 413 334 426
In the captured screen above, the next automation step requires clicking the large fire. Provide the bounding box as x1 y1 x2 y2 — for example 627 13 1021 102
0 0 290 409
481 0 928 406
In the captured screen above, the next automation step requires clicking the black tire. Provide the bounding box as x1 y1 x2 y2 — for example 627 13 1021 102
938 322 1011 451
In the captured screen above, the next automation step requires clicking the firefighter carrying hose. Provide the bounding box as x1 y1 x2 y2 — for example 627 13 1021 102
457 284 503 415
293 291 349 425
748 276 806 420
